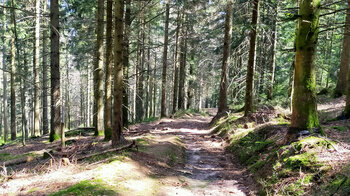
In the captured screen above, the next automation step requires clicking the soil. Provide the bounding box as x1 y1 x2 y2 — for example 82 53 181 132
130 114 257 195
1 111 257 196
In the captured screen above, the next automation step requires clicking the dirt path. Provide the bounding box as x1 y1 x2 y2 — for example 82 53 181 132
132 113 257 195
1 112 257 196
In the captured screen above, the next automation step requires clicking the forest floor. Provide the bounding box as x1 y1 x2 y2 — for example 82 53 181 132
0 109 257 196
2 96 349 196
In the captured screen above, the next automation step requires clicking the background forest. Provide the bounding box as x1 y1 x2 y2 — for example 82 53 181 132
0 0 348 143
1 0 350 195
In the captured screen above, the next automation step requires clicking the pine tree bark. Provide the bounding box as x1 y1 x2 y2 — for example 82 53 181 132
335 0 350 97
289 0 320 134
10 0 16 141
218 0 233 113
244 0 259 116
172 9 181 114
104 0 113 141
49 0 61 142
136 9 145 122
2 0 8 142
93 0 105 135
33 0 41 136
161 1 170 117
42 0 48 135
123 0 131 128
112 0 125 146
267 2 278 100
178 15 187 110
187 54 195 109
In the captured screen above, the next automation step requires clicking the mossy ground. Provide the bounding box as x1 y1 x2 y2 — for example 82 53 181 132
49 179 118 196
213 107 346 195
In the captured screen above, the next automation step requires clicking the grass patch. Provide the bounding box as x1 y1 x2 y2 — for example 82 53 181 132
50 179 118 196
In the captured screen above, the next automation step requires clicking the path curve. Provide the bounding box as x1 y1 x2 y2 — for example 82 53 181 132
134 113 257 195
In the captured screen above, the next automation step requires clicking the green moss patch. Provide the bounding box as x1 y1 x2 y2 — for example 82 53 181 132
291 136 335 152
213 111 340 195
50 179 118 196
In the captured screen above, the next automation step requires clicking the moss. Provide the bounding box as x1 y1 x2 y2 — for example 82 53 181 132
229 131 274 165
96 130 104 136
50 133 60 142
292 136 334 152
332 126 348 132
50 179 118 196
277 116 290 125
283 182 305 196
284 152 320 171
250 160 266 172
167 151 177 166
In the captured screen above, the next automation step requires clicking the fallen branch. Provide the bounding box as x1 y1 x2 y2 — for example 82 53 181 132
77 140 138 161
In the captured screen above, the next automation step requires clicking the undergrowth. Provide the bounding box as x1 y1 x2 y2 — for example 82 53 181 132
213 108 342 196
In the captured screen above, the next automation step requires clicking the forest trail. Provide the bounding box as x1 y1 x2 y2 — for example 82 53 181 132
1 111 257 196
129 110 257 196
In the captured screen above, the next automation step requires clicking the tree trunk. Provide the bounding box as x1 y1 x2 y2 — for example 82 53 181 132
267 2 278 100
10 0 16 141
244 0 259 116
33 0 40 136
104 0 113 140
172 9 181 114
112 0 126 146
289 0 320 135
2 0 8 142
146 25 151 118
123 0 131 128
42 0 48 135
218 0 233 113
335 1 350 97
187 54 195 109
20 78 26 145
49 0 61 142
93 0 105 135
65 55 71 130
178 15 187 110
161 1 170 117
153 52 157 117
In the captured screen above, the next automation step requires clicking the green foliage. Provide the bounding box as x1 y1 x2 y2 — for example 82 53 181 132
50 179 117 196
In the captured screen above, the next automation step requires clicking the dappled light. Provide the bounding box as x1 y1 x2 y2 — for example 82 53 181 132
1 0 350 195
